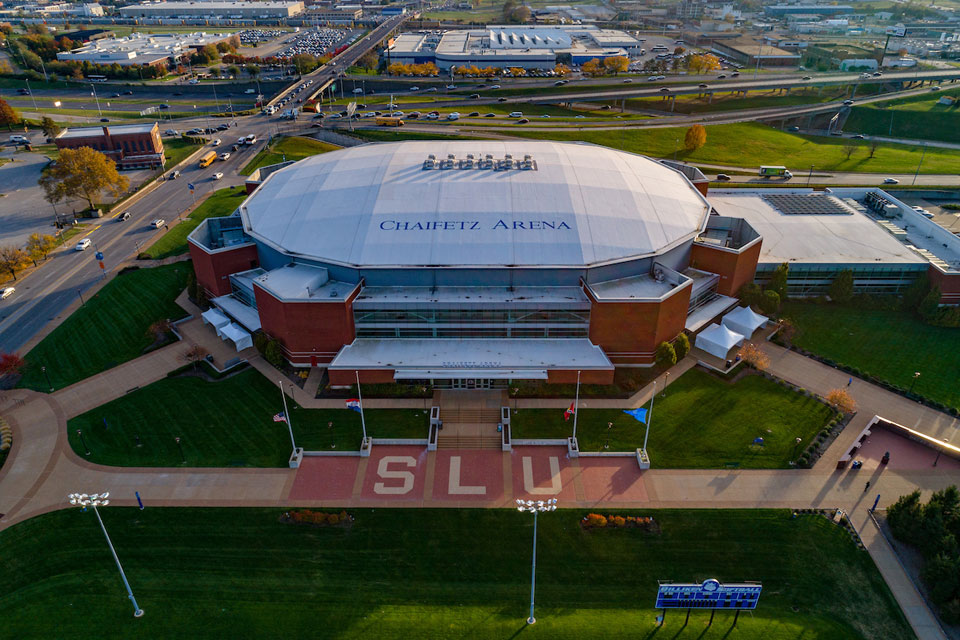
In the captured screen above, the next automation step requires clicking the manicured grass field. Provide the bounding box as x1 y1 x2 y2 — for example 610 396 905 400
351 129 485 143
162 137 203 169
17 263 191 391
512 369 835 467
782 302 960 411
141 187 246 259
239 136 339 175
67 368 429 466
508 122 960 173
0 508 911 639
844 88 960 143
625 85 862 114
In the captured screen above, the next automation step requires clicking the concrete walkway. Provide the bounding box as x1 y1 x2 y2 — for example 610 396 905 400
0 327 958 638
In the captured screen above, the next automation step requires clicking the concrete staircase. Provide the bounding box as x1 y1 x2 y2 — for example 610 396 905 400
435 391 504 450
436 429 502 450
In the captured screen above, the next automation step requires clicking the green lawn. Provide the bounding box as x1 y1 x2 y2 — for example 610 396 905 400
350 129 486 143
142 187 246 259
239 136 339 175
624 86 861 114
163 138 203 169
17 263 191 391
512 369 835 467
844 88 960 143
508 122 960 173
67 369 429 466
783 302 960 410
0 508 911 639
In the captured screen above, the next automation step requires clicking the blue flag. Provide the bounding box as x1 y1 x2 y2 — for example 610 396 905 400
623 408 647 424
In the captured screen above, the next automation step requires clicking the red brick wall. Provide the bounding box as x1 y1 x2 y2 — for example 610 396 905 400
189 242 259 297
254 285 358 366
690 240 762 296
928 265 960 306
546 369 614 385
586 284 692 366
692 181 709 197
329 369 396 385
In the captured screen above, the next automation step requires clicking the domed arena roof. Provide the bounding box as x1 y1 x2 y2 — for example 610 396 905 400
240 140 710 268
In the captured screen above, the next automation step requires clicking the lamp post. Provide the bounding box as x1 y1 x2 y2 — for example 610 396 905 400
792 436 803 460
76 429 90 455
41 365 53 392
67 492 145 618
909 371 920 394
90 83 102 117
516 498 557 625
174 436 185 463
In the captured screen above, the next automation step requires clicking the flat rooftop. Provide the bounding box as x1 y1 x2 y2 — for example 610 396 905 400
354 286 588 307
709 192 928 266
330 338 613 374
57 123 157 139
253 263 355 301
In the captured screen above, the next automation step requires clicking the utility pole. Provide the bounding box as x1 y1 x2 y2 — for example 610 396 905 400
912 144 926 185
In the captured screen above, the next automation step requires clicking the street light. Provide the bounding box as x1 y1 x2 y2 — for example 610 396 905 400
909 371 921 394
516 498 557 625
41 365 53 392
67 492 145 618
934 438 950 467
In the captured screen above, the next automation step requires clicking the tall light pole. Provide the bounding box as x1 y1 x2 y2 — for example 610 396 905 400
643 380 657 454
912 144 926 185
516 498 557 625
278 379 298 454
909 371 921 394
90 83 102 117
67 492 145 618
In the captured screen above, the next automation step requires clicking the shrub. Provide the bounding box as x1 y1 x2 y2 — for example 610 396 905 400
264 339 284 368
738 343 770 371
253 331 269 356
655 341 676 368
759 289 781 314
584 513 607 528
611 515 626 528
826 388 857 414
674 333 690 360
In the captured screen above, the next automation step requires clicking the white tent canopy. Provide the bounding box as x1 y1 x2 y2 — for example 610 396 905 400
221 323 253 352
201 308 231 336
722 306 768 338
695 323 745 360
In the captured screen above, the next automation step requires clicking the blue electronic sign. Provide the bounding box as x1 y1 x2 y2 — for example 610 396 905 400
656 579 762 610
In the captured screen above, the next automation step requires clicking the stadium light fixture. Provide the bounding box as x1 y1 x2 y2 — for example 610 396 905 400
67 492 144 618
516 498 558 625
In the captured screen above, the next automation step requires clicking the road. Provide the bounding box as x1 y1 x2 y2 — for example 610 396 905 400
0 113 278 354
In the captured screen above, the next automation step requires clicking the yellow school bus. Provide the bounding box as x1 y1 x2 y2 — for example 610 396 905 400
198 151 218 168
375 116 404 127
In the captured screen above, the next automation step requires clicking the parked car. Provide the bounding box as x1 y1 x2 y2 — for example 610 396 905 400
1 286 14 300
75 239 91 251
152 219 165 228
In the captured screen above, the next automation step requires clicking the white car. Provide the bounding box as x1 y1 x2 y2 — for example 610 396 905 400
213 172 224 180
237 137 246 144
409 86 419 91
219 152 231 160
509 111 523 118
212 139 222 146
883 178 900 184
446 84 457 89
490 84 501 89
152 219 165 228
1 286 14 300
244 88 257 94
75 239 91 251
352 88 363 94
447 112 460 120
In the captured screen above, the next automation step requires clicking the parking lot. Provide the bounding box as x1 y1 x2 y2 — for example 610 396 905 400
276 28 354 59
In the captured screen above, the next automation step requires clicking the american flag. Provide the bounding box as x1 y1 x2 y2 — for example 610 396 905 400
273 412 286 423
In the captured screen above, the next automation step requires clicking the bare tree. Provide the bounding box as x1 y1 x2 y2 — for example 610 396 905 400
181 344 210 372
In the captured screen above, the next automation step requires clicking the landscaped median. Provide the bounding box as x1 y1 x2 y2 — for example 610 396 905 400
239 136 340 176
140 187 247 260
511 368 836 468
67 368 429 467
17 263 192 391
0 507 912 638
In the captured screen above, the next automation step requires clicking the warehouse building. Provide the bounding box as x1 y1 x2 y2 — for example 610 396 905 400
57 31 235 67
119 1 304 19
389 25 645 70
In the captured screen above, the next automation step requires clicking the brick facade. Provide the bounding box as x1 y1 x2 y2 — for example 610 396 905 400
584 282 692 366
928 265 960 306
189 242 259 297
689 239 762 296
254 285 360 366
54 123 165 169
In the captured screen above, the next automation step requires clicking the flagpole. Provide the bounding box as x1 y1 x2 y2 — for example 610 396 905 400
279 379 297 452
572 370 581 441
643 380 656 453
355 370 368 441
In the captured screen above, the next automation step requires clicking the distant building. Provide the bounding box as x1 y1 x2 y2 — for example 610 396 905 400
710 40 801 66
675 0 705 21
764 4 854 16
390 25 644 70
54 123 165 170
119 1 304 18
61 28 115 43
307 7 361 21
57 31 235 67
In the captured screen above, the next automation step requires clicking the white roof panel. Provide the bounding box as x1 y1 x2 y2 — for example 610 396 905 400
241 141 710 268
